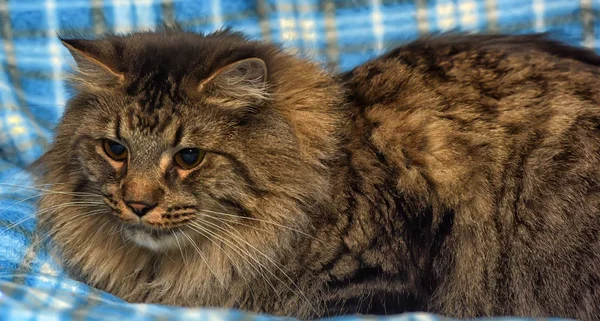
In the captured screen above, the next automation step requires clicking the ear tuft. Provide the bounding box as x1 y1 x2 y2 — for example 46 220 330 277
200 58 269 109
60 38 124 85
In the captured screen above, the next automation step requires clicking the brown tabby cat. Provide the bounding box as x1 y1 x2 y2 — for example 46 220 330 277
33 29 600 320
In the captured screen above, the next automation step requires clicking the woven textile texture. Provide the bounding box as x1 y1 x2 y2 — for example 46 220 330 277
0 0 598 320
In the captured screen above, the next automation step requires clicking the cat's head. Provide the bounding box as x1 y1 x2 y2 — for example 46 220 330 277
38 30 345 255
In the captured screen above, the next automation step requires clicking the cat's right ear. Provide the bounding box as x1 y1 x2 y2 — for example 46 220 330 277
198 58 269 111
60 38 124 84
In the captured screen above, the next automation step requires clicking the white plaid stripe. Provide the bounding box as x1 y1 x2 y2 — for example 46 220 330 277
416 0 430 34
533 0 546 32
297 1 318 52
458 0 478 29
135 0 159 30
580 0 595 48
276 1 299 44
322 0 339 67
436 0 457 31
112 0 134 33
371 0 385 53
45 0 66 112
211 0 223 31
484 0 498 31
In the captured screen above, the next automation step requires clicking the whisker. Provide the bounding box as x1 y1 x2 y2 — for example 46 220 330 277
96 218 114 236
1 202 106 235
180 230 225 287
185 224 259 287
115 238 131 252
32 202 105 219
28 230 56 250
29 209 107 249
0 215 36 235
173 230 188 267
0 181 75 187
199 208 319 242
119 225 126 244
187 222 277 296
163 249 176 263
0 192 102 216
198 211 284 239
189 221 293 299
107 225 118 250
37 201 105 208
185 225 239 272
0 194 56 216
191 218 317 315
49 209 107 231
0 183 102 197
0 179 78 186
124 242 138 256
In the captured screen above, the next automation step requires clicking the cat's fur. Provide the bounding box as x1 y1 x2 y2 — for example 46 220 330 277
33 30 600 320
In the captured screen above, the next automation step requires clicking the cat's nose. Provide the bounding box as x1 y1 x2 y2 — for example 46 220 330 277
121 175 164 217
125 201 157 217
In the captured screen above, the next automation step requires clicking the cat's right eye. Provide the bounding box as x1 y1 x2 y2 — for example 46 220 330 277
103 139 128 161
174 148 205 170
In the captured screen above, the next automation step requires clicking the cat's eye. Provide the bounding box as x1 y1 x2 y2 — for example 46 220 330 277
174 148 205 170
103 139 128 161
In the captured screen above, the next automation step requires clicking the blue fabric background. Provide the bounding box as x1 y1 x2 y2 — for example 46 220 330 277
0 0 598 320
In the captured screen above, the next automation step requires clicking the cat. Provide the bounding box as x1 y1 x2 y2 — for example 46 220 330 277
31 29 600 320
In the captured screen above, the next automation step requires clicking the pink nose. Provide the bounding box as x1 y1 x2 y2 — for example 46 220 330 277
125 201 156 217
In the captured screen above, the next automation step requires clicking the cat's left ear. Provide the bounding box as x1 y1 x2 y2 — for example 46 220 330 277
199 58 269 109
60 38 124 85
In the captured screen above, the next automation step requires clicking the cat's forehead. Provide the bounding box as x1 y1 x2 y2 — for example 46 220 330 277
125 72 185 114
123 103 177 133
108 74 212 146
117 71 196 140
114 94 213 148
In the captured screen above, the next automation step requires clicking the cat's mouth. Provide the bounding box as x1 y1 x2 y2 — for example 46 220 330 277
121 225 183 252
126 224 173 237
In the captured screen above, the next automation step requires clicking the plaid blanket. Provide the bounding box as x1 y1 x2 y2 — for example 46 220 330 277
0 0 598 320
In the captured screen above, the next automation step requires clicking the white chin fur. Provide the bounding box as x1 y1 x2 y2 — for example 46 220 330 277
124 229 181 252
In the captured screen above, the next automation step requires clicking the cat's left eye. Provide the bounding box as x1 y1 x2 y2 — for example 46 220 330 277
174 148 205 170
103 139 128 161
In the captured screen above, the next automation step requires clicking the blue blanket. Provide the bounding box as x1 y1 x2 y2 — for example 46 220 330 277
0 0 597 320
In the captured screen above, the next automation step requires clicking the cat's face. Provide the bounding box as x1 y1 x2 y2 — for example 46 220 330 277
74 85 293 251
41 31 344 254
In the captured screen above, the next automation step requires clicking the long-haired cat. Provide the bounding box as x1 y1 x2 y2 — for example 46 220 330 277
33 29 600 320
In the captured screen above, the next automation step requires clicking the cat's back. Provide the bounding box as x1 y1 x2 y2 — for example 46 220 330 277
341 34 600 319
342 34 600 203
344 34 600 118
